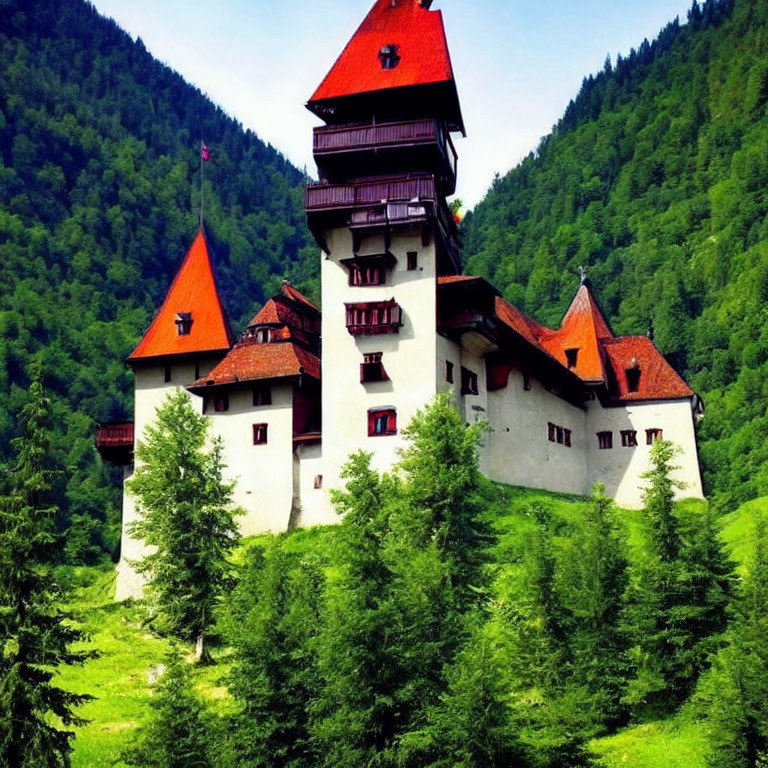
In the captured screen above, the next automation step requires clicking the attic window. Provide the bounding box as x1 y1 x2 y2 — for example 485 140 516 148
379 44 400 70
255 327 271 343
175 312 193 336
565 348 579 369
626 367 641 393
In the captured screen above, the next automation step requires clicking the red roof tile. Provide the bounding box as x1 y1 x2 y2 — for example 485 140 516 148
538 284 613 384
494 296 547 350
281 283 320 313
190 341 320 390
437 275 481 285
129 231 232 361
309 0 455 103
602 336 693 402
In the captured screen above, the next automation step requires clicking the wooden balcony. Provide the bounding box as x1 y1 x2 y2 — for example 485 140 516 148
96 422 134 465
313 119 457 195
306 174 438 212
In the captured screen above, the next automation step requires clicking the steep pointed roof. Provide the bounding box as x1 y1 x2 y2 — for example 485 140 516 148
539 283 614 384
128 231 233 362
308 0 464 132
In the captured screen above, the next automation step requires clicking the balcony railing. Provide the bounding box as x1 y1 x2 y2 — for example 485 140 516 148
306 175 438 212
313 119 457 183
96 422 134 448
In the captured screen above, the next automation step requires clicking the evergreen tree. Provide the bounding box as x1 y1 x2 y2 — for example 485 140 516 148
128 390 242 659
566 484 629 727
219 540 323 768
704 514 768 768
623 440 730 716
122 647 213 768
0 370 93 768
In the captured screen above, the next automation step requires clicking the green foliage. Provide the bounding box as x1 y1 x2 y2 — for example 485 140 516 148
0 371 94 767
461 0 768 507
218 540 323 768
127 390 242 651
122 647 214 768
622 441 731 717
0 0 315 562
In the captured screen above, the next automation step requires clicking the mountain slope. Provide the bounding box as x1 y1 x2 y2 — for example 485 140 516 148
0 0 316 558
461 0 768 507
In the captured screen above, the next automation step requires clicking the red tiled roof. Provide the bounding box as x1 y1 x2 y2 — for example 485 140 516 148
538 284 613 384
494 296 547 350
129 231 232 361
281 283 320 313
602 336 693 402
309 0 455 103
437 275 481 285
190 341 320 389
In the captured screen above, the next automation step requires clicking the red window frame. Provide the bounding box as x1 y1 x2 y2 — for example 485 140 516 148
368 408 397 437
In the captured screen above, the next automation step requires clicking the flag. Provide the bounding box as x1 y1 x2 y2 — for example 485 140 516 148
201 142 210 161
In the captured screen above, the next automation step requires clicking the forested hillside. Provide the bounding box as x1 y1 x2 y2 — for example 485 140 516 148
0 0 315 559
462 0 768 509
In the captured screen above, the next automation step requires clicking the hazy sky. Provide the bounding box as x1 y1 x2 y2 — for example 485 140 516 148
89 0 695 207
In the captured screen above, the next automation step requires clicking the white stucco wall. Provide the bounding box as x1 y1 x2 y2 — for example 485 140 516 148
485 366 589 496
585 396 704 508
207 383 296 535
320 228 440 490
293 442 333 527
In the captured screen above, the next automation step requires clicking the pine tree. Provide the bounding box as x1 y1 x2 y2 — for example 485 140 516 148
0 370 93 768
128 390 242 660
122 647 213 768
219 540 323 768
624 440 730 717
704 514 768 768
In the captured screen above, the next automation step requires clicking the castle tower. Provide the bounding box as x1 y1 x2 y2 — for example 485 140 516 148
113 229 233 600
305 0 465 485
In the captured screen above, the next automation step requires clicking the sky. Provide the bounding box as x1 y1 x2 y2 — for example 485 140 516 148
89 0 695 208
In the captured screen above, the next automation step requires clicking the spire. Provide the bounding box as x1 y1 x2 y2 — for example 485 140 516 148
307 0 464 133
128 231 233 362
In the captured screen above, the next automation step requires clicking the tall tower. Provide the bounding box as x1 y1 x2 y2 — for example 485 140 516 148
306 0 465 484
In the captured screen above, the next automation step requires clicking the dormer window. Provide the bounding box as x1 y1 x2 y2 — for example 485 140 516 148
379 44 400 70
175 312 193 336
626 366 641 393
565 348 579 369
255 327 271 343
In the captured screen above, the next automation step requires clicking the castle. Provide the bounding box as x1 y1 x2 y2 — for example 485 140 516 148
98 0 705 600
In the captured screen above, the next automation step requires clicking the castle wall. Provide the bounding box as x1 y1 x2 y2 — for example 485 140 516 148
293 442 331 528
208 383 296 535
585 397 704 508
485 367 589 496
320 227 439 489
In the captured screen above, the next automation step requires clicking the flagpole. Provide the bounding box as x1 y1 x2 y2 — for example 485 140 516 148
200 140 204 230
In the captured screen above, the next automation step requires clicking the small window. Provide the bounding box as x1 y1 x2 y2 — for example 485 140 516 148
406 251 417 271
621 429 638 447
460 367 478 396
556 426 564 444
548 422 556 442
253 423 268 445
378 44 400 70
349 262 386 286
314 474 323 489
446 361 454 383
175 312 193 336
626 368 641 393
563 428 572 447
253 385 272 406
164 365 172 383
209 394 228 413
597 431 613 450
361 352 388 383
368 408 397 437
565 348 579 369
255 327 271 343
646 428 663 445
523 373 532 391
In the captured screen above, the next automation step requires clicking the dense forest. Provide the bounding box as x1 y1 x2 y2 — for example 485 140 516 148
461 0 768 510
0 0 315 560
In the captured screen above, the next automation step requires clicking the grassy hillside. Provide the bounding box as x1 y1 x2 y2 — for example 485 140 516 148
57 485 734 768
0 0 316 560
461 0 768 509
